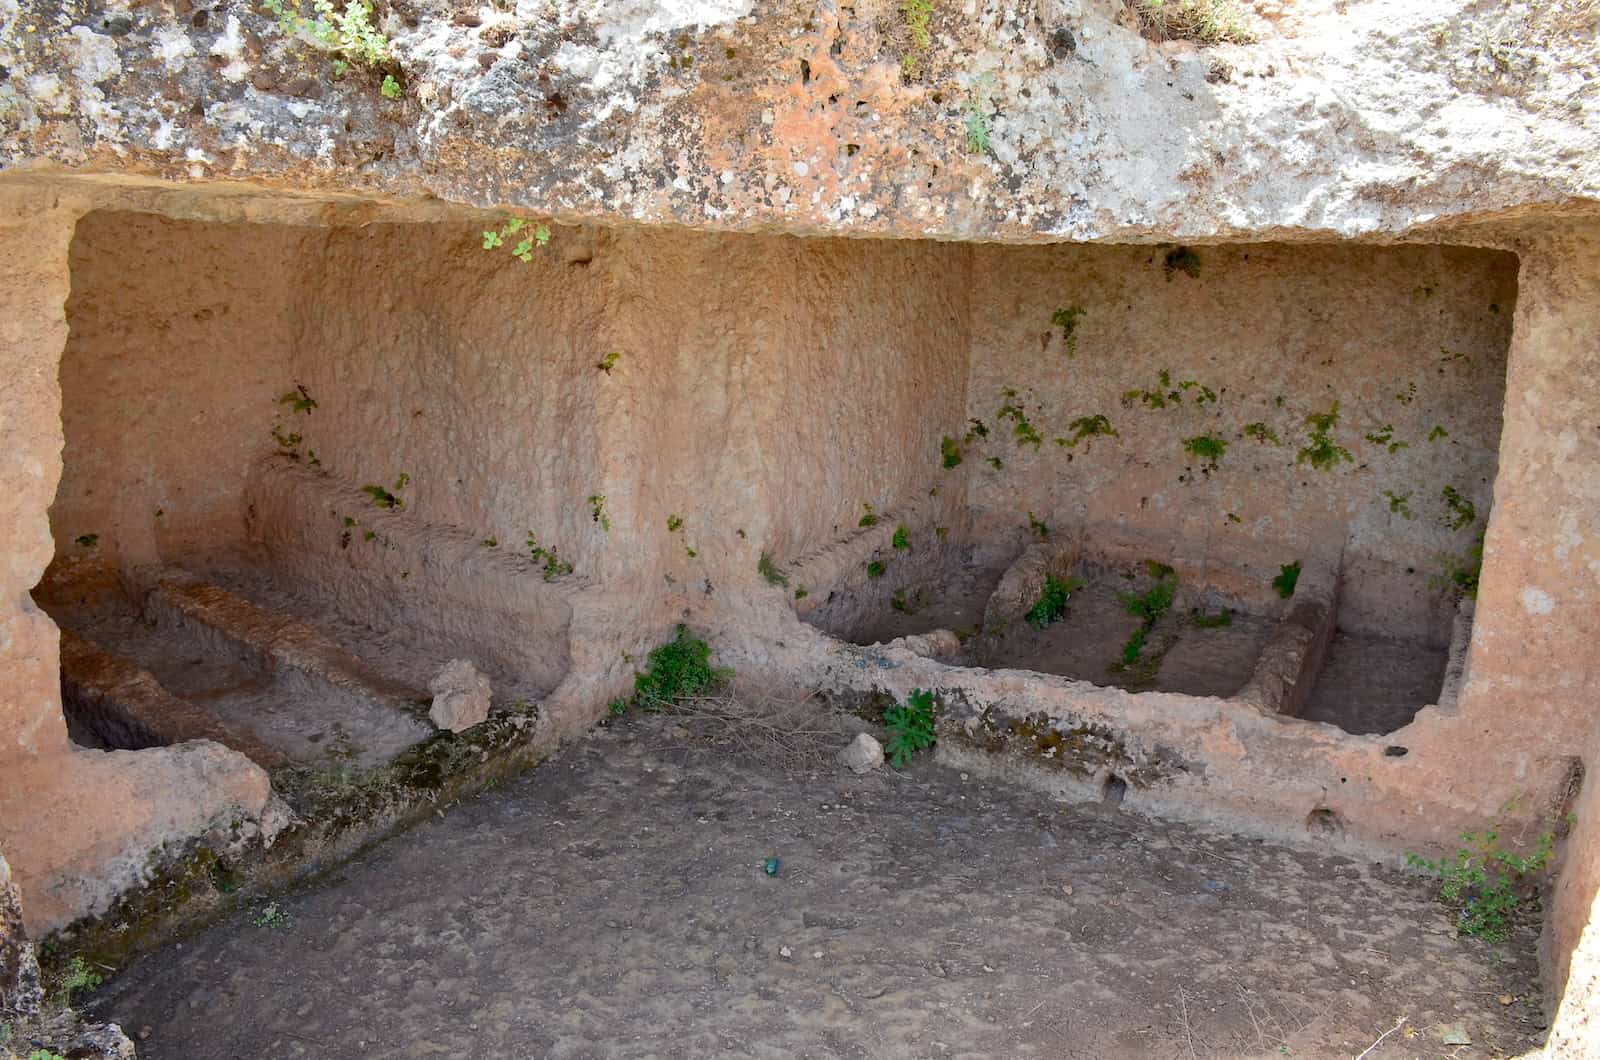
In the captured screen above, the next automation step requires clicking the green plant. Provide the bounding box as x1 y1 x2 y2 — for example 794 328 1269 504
1025 573 1083 629
1051 305 1085 356
253 901 292 929
794 586 809 600
1163 246 1201 278
29 1051 69 1060
587 494 611 532
891 588 921 614
631 625 732 710
1429 424 1450 442
1111 563 1177 678
271 424 304 455
666 514 684 532
525 532 574 581
1177 379 1217 405
362 472 409 510
997 388 1043 449
963 419 989 443
1433 531 1485 599
1061 414 1117 447
883 688 937 768
899 0 933 78
963 75 995 154
597 352 621 374
1122 369 1188 410
1272 561 1301 598
1408 830 1553 941
1130 0 1255 44
988 456 1004 470
278 384 317 414
1395 382 1418 405
482 217 552 262
1297 404 1352 470
859 502 879 527
1442 485 1476 530
52 956 103 1006
263 0 392 65
481 536 497 546
866 560 887 579
758 552 789 587
1364 424 1408 454
1027 512 1049 538
380 73 402 98
74 533 98 548
1181 432 1227 471
1383 490 1414 519
892 524 911 550
940 435 963 468
1242 421 1279 445
1190 607 1232 628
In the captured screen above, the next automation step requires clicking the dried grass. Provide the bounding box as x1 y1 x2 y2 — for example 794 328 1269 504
663 687 857 770
1127 0 1256 45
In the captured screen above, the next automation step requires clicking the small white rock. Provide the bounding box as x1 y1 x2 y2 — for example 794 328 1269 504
779 945 793 959
428 658 492 732
836 732 884 775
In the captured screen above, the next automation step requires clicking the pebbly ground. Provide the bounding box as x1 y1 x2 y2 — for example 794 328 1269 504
91 713 1550 1059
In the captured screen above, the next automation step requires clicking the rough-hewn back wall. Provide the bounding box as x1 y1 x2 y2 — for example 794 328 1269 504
46 212 307 588
965 242 1517 639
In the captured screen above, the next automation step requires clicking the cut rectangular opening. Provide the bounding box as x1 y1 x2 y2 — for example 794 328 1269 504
37 209 580 769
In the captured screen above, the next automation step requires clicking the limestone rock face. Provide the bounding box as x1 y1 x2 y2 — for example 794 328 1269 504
429 658 493 733
0 850 43 1021
1 1 1596 240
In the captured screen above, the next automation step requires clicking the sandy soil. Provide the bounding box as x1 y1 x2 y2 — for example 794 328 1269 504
92 714 1549 1059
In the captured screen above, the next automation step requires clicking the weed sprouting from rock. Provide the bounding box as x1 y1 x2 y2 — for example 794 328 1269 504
525 532 574 581
1025 573 1084 629
892 524 911 550
858 502 879 528
362 472 409 510
1060 414 1117 448
1272 561 1301 598
884 688 937 768
866 560 887 579
1297 403 1352 470
587 494 611 532
940 435 963 468
1181 432 1228 471
1441 486 1477 531
758 552 790 587
1051 305 1085 356
482 216 552 262
1242 421 1279 445
630 625 733 711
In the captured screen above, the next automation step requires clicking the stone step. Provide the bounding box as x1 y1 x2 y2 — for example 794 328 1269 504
58 629 288 769
147 579 431 723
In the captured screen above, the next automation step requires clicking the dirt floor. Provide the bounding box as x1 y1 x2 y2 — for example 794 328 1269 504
90 713 1550 1059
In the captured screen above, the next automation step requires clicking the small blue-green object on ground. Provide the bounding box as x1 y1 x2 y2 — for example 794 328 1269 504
763 857 780 877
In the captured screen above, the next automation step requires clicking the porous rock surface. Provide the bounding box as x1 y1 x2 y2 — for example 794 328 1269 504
428 657 492 732
0 0 1596 240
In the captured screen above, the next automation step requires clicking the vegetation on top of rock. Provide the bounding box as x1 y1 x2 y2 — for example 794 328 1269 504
262 0 396 83
1130 0 1256 45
